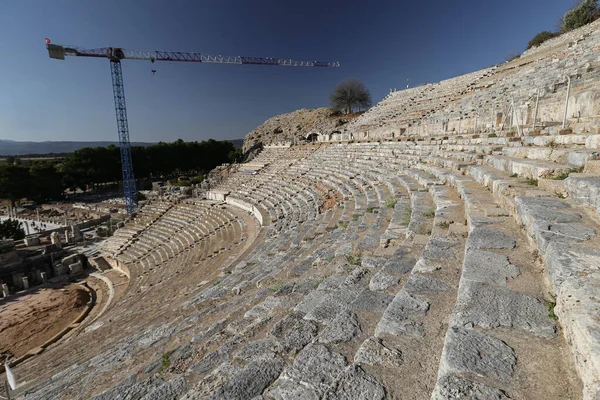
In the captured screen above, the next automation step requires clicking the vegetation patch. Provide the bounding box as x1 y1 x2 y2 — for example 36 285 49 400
346 254 362 266
338 221 349 229
159 353 170 373
545 299 559 321
525 179 538 186
385 198 397 209
423 209 436 218
437 221 451 229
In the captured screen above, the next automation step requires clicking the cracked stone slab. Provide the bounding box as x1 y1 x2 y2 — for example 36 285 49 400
234 339 281 362
317 274 348 291
421 235 459 259
369 271 400 291
432 374 510 400
294 291 326 314
304 288 357 324
375 290 429 337
351 289 394 313
343 266 370 286
270 312 318 354
383 255 416 275
323 365 386 400
318 309 362 344
440 327 516 384
467 228 516 250
354 337 403 367
244 296 283 319
453 281 556 339
211 356 284 400
266 379 320 400
141 376 187 400
361 255 387 269
462 250 520 286
284 343 347 391
404 274 450 293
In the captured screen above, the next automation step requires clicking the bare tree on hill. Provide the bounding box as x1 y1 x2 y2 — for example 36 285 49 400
329 78 372 115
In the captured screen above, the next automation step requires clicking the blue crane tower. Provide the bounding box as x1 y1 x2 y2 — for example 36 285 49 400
46 39 340 215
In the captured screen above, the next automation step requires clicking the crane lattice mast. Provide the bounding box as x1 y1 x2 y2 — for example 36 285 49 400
46 40 340 215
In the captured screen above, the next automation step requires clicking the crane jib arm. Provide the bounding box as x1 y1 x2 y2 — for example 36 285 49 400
46 44 340 67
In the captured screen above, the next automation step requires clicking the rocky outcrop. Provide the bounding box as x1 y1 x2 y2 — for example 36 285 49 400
242 108 345 152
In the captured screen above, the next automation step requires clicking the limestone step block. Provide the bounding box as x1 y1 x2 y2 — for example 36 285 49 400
485 155 573 180
515 196 600 398
564 175 600 213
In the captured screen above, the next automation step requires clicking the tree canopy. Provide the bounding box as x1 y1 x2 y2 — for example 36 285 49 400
329 79 372 115
562 0 599 32
0 219 25 240
0 138 238 205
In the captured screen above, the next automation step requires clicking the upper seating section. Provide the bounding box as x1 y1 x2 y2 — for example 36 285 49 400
332 19 600 142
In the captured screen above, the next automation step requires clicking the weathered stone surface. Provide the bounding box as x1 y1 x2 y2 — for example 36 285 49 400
369 271 400 291
564 175 600 212
140 376 187 400
211 356 284 400
351 289 394 313
404 274 450 292
375 290 429 337
270 312 318 353
421 235 458 259
192 319 228 343
343 266 370 286
323 365 386 400
462 250 520 286
441 327 516 383
354 337 403 367
433 374 510 400
318 309 362 344
284 343 347 390
192 342 234 374
244 296 283 319
294 291 326 314
383 255 416 275
234 339 281 362
304 289 356 324
453 281 556 339
266 379 320 400
361 255 387 269
467 228 516 250
317 274 347 291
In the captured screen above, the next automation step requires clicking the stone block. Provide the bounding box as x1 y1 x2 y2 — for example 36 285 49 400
538 178 567 197
68 261 83 276
584 160 600 176
24 236 40 247
483 207 509 217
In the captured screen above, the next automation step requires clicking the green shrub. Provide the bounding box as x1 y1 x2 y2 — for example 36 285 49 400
346 254 362 266
385 198 397 209
526 179 539 186
562 0 598 32
159 353 170 373
527 31 559 49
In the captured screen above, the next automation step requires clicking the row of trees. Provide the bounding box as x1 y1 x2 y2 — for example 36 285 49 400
527 0 599 49
0 138 238 205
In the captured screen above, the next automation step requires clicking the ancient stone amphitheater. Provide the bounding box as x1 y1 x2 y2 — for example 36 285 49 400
12 21 600 400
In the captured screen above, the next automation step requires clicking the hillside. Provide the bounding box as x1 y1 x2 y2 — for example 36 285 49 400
242 108 359 152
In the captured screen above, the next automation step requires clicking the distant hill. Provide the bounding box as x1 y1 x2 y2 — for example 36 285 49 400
0 139 243 156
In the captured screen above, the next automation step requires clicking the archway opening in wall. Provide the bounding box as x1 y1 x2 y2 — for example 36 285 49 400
306 133 320 143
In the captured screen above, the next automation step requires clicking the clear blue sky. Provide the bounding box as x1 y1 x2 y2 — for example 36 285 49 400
0 0 572 143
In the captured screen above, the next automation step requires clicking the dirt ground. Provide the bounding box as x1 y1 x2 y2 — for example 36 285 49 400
0 284 90 358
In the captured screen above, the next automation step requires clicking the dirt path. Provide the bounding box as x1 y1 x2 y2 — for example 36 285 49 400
0 284 90 358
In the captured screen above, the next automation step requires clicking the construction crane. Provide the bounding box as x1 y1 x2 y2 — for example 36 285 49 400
45 39 340 215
